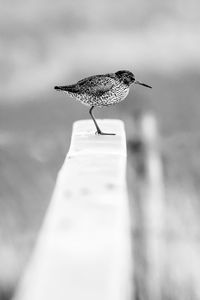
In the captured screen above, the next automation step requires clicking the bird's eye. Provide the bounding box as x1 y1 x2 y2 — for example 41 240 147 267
122 78 128 84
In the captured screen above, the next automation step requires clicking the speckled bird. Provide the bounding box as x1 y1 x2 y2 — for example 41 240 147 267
54 70 152 135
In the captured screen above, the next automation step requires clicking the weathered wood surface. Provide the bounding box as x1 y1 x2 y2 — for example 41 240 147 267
14 119 132 300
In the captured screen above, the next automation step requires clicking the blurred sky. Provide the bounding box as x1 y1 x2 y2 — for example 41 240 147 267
0 0 199 101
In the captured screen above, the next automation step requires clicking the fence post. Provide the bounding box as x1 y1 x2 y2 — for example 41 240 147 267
130 113 165 300
14 119 132 300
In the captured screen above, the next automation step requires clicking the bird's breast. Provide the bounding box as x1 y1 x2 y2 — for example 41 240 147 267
99 83 129 106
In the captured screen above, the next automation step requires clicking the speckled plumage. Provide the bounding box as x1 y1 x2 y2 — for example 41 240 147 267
54 70 152 135
55 74 130 107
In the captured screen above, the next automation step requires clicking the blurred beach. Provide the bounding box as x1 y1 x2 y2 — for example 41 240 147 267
0 0 200 299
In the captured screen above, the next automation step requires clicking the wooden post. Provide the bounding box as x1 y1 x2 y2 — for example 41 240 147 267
128 113 165 300
140 114 165 300
14 120 132 300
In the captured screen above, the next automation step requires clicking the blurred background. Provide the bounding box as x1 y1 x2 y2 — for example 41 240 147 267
0 0 200 299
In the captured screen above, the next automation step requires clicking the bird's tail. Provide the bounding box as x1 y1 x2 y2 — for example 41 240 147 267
54 84 78 93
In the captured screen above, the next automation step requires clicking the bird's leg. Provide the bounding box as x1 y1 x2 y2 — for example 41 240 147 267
89 106 102 134
89 106 115 135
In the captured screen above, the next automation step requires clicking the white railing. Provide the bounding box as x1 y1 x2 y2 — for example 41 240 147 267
14 119 133 300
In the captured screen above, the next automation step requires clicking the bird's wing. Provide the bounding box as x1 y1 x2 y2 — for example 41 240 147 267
54 84 79 93
77 75 114 96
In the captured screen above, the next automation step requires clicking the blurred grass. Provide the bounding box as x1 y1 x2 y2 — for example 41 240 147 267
127 115 200 300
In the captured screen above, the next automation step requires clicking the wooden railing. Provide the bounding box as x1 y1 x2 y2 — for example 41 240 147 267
14 119 133 300
13 116 200 300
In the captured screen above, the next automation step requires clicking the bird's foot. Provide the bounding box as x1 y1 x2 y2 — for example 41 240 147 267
95 130 116 136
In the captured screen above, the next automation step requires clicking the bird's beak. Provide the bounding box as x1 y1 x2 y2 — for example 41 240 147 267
134 80 152 89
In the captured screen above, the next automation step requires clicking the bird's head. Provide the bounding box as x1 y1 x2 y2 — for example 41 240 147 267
115 70 152 88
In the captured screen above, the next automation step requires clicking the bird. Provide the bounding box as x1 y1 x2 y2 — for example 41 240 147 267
54 70 152 135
